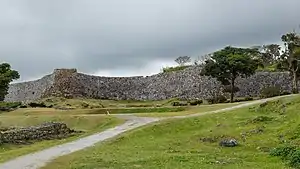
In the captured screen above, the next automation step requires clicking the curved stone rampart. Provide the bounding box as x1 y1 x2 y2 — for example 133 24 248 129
4 67 294 102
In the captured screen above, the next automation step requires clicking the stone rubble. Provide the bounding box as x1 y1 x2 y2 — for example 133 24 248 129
0 122 76 144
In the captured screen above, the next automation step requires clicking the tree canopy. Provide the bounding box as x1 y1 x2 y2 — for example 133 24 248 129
0 63 20 101
175 56 191 66
277 32 300 93
201 46 259 102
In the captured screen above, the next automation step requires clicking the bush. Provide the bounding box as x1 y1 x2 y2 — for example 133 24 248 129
281 91 292 96
189 100 203 106
260 86 281 98
207 95 227 104
234 97 254 103
244 96 254 101
0 102 22 112
172 101 188 106
223 85 240 93
288 150 300 168
81 102 89 108
270 145 300 168
28 102 47 108
270 145 296 159
250 116 273 123
0 102 22 109
162 65 191 73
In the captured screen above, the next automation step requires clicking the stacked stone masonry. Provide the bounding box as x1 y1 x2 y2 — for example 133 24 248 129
0 122 74 144
5 67 295 102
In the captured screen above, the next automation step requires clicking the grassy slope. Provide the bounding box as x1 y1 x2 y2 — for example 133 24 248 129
42 96 299 169
0 115 123 163
136 102 241 117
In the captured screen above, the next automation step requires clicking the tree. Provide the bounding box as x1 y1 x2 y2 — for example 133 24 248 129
0 63 20 101
175 56 191 66
260 44 281 66
201 46 259 102
277 31 300 93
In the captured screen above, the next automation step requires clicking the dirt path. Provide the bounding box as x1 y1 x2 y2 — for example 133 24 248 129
0 95 293 169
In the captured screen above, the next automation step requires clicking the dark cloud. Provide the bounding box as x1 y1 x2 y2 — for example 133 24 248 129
0 0 300 81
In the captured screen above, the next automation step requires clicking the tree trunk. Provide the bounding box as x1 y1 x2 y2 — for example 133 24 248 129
292 71 299 94
230 78 235 103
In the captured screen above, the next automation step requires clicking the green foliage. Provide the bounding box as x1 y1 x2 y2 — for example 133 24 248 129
270 145 297 159
175 56 191 66
0 102 22 112
277 32 300 93
81 102 89 108
270 145 300 168
171 101 188 106
244 96 254 101
250 116 273 124
223 85 240 93
289 150 300 168
256 44 281 68
260 86 281 98
188 100 203 106
0 63 20 101
201 46 260 102
162 65 190 73
28 102 47 108
206 95 227 104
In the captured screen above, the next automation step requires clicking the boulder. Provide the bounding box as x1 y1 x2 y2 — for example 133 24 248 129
219 139 238 147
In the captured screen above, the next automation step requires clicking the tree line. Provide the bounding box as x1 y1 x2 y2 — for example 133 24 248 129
172 31 300 102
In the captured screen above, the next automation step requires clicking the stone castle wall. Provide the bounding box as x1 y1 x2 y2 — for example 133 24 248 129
4 67 294 102
5 74 55 102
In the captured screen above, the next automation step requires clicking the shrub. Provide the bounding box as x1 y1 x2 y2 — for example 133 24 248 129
288 150 300 168
281 91 292 96
234 97 254 103
270 145 296 159
270 145 300 168
0 102 22 112
223 85 240 94
81 102 89 108
28 102 47 108
260 86 281 98
207 95 227 104
172 101 188 106
189 100 203 106
244 96 254 101
0 102 22 109
250 116 273 123
162 65 190 73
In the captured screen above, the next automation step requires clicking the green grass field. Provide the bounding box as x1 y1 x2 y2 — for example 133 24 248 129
42 96 299 169
0 115 123 163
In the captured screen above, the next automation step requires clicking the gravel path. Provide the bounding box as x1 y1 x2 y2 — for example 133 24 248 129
0 95 293 169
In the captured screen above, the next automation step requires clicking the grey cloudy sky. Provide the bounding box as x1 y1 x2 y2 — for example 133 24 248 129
0 0 300 81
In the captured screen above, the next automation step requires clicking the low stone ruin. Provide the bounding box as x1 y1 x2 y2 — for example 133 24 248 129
0 122 77 144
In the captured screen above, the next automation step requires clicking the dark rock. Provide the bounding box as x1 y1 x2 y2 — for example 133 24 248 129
219 139 238 147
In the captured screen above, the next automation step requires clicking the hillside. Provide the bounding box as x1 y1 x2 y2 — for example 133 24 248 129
42 95 300 169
